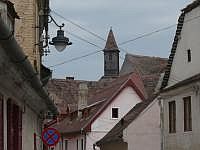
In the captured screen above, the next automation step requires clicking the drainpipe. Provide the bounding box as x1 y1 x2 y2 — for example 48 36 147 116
0 17 58 114
158 96 164 150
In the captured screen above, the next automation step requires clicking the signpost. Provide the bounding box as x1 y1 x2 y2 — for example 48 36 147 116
42 128 61 148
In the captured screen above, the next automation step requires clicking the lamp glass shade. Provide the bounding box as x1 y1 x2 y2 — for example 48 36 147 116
54 43 67 52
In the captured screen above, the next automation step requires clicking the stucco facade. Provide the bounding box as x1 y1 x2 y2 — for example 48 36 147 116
0 3 56 149
161 1 200 150
123 99 161 150
161 83 200 150
168 6 200 87
54 86 142 150
1 97 43 150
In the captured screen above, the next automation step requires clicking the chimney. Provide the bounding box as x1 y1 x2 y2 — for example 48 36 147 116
78 83 88 116
66 76 74 80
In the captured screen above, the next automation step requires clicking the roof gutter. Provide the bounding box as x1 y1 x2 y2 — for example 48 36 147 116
0 17 58 114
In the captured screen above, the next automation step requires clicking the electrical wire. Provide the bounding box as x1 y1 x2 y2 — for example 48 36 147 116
119 14 200 46
51 10 130 53
48 11 200 68
51 9 200 48
50 10 106 42
119 24 176 45
49 50 102 68
66 31 103 49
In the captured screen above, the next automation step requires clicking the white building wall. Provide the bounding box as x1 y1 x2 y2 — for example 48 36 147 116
168 6 200 87
87 86 142 150
162 87 200 150
92 86 142 132
22 106 42 150
123 99 161 150
62 86 142 150
2 96 43 150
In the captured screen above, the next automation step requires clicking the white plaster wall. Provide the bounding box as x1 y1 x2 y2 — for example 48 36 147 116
88 86 142 150
163 89 200 150
92 86 142 132
22 106 42 150
86 132 106 150
57 135 85 150
123 99 161 150
61 86 142 150
2 95 43 150
168 6 200 86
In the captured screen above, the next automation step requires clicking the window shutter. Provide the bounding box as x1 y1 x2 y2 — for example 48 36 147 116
7 99 22 150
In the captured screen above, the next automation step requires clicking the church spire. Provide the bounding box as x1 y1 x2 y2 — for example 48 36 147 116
104 27 119 51
103 28 120 77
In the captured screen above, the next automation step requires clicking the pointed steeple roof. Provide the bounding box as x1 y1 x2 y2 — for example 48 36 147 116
104 28 119 51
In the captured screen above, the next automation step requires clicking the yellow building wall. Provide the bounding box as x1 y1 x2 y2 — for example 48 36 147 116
10 0 41 74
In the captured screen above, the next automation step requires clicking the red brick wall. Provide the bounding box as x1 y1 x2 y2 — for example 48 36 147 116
0 94 3 150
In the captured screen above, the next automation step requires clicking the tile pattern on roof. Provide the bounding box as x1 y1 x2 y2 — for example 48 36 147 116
120 54 167 96
47 79 110 113
182 0 200 13
52 72 147 134
161 13 185 89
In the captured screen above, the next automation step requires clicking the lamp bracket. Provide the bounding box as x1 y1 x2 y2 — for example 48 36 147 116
48 15 65 29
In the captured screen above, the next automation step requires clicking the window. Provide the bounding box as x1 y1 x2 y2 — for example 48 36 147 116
183 96 192 131
169 101 176 133
187 49 191 62
109 54 112 60
112 108 119 119
65 140 68 150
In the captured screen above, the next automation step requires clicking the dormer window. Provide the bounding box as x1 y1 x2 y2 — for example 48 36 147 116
187 49 191 62
111 107 119 119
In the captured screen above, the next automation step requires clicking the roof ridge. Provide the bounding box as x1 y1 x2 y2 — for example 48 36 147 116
126 53 167 60
161 12 185 89
182 0 200 13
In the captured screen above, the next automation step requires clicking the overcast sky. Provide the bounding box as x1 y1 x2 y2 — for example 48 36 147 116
43 0 192 81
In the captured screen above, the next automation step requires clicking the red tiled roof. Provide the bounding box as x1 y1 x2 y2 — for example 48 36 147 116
47 79 110 113
120 54 167 96
52 72 147 135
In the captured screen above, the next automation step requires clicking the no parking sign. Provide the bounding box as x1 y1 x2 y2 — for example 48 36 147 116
42 128 61 147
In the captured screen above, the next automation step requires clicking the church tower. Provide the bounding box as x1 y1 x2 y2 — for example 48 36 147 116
103 28 120 77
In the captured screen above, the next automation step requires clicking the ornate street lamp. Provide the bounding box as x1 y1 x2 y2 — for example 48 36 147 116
49 15 72 52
